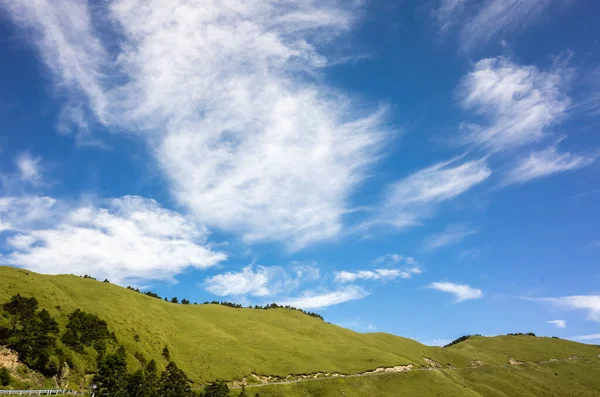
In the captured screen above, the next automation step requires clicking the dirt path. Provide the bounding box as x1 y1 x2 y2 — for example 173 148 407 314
230 355 595 389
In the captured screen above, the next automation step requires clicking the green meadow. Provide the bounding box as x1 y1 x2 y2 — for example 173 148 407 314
1 266 599 396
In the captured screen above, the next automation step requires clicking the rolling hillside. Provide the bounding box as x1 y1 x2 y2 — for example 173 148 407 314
1 265 599 393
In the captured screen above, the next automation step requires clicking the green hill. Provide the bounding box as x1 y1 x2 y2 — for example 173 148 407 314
446 334 599 363
251 357 600 397
1 265 599 395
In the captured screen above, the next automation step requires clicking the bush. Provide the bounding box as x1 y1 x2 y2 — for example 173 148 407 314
0 367 11 386
203 380 230 397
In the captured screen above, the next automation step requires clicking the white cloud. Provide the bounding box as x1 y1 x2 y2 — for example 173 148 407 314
1 0 390 250
420 338 452 347
536 295 600 322
278 285 369 309
546 319 567 328
424 223 478 251
371 253 418 267
0 196 226 284
376 157 491 229
0 0 109 145
434 0 577 50
15 153 43 185
428 282 483 303
459 57 570 151
502 145 594 186
0 196 58 230
204 266 278 297
571 333 600 342
203 264 320 297
372 253 404 266
335 267 421 283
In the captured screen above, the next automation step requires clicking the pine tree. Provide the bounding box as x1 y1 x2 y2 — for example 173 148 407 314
162 345 171 360
93 345 128 397
158 361 193 397
203 380 230 397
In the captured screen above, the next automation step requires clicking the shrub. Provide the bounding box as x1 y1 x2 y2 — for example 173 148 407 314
203 380 230 397
0 367 11 386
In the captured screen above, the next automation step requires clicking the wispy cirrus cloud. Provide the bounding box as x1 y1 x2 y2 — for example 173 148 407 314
372 157 490 230
459 57 570 151
15 153 43 185
533 295 600 322
372 253 417 267
434 0 578 51
571 333 600 342
203 264 320 297
0 0 109 145
203 263 368 309
334 267 422 283
278 285 369 309
0 195 225 284
428 281 483 303
424 223 478 251
546 319 567 328
501 145 595 186
0 0 390 250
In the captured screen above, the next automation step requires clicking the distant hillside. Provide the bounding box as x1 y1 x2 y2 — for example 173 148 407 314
1 265 599 393
252 357 600 397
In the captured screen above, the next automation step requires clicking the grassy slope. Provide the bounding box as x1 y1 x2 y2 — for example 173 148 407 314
1 266 599 388
251 357 600 397
447 335 600 363
0 267 471 383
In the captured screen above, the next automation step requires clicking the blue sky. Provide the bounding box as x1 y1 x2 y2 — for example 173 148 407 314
0 0 599 346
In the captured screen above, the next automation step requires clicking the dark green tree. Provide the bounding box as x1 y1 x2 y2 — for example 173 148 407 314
61 309 111 353
162 345 171 361
170 297 179 304
203 380 230 397
93 345 128 397
0 367 11 386
238 385 248 397
181 299 190 305
158 361 193 397
2 294 38 330
3 296 61 376
125 359 159 397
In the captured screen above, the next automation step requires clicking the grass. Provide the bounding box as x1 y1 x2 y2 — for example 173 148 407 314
446 335 600 364
1 266 599 391
249 357 600 397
